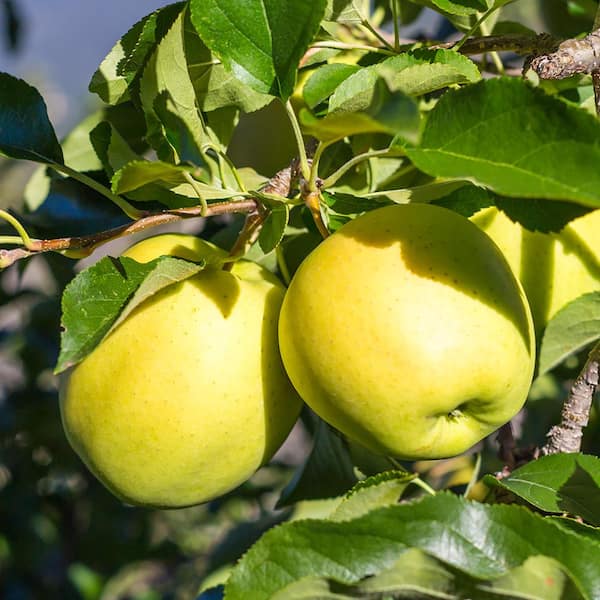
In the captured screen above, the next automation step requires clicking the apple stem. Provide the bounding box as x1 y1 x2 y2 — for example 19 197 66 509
541 342 600 456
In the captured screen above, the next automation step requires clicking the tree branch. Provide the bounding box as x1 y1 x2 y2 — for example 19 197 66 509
542 342 600 455
529 29 600 79
0 199 259 269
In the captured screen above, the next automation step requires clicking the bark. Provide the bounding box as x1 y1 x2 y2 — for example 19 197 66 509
542 344 600 455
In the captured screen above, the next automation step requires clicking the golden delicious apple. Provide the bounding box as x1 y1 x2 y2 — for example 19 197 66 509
60 234 302 508
471 207 600 333
278 204 535 459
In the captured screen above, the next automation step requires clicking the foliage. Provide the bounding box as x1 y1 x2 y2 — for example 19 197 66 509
1 0 600 598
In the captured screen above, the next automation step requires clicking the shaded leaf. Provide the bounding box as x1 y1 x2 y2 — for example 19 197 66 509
258 204 289 254
0 72 63 164
276 417 358 508
406 78 600 208
184 18 272 113
139 6 206 163
189 0 327 100
111 160 194 194
302 78 419 142
539 292 600 374
496 197 591 233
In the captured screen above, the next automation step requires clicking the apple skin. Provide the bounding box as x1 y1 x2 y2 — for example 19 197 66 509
471 207 600 333
60 234 302 508
278 204 535 459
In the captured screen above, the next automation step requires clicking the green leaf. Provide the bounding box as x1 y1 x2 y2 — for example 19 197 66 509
0 73 63 164
406 78 600 208
367 180 467 204
224 493 600 600
302 78 420 142
539 292 600 374
111 160 194 194
330 471 416 521
184 19 272 113
276 417 358 508
433 183 495 217
270 550 581 600
258 204 289 254
89 3 184 104
56 256 204 373
24 111 105 211
410 0 487 16
302 64 361 110
379 49 481 96
139 6 207 164
322 191 392 215
90 122 141 177
496 197 591 234
484 454 600 526
189 0 327 100
324 0 369 22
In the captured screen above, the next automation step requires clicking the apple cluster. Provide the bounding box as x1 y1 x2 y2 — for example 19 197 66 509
59 202 599 508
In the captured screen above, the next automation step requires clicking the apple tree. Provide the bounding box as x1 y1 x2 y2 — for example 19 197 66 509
1 0 600 597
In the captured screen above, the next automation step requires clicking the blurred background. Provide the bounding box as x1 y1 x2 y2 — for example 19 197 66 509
0 1 597 599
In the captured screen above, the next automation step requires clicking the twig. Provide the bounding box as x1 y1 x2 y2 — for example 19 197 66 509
0 199 259 269
542 342 600 455
592 7 600 116
529 29 600 79
222 162 299 270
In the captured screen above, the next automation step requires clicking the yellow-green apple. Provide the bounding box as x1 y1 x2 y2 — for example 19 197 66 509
60 234 301 508
471 207 600 333
278 204 535 459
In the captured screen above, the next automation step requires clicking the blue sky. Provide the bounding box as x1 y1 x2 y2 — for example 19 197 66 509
0 0 171 133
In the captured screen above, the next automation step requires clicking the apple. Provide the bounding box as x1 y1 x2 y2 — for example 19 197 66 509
278 204 535 459
60 234 302 508
471 207 600 333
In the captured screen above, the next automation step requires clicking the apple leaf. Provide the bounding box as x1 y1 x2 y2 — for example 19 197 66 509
379 50 481 96
330 471 416 522
111 160 195 194
302 64 361 110
24 110 106 212
189 0 326 101
89 3 184 105
225 493 600 600
56 255 204 373
426 0 487 15
302 78 420 142
90 122 141 177
269 551 580 600
326 49 479 106
433 184 495 217
538 292 600 374
0 72 63 165
323 0 369 23
495 197 591 233
258 204 289 254
276 417 358 508
405 78 600 208
184 18 273 113
139 6 207 164
484 454 600 526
